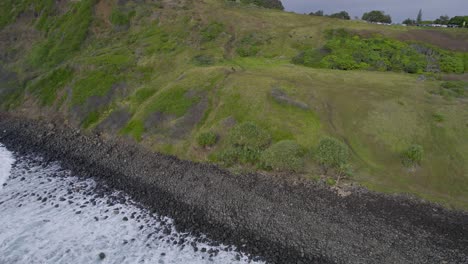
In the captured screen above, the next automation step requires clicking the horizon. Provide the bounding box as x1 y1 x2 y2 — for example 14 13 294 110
281 0 468 23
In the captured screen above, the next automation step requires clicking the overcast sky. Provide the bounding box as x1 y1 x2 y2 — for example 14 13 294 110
281 0 468 23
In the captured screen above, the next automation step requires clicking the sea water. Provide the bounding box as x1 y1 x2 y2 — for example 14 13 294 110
0 144 261 264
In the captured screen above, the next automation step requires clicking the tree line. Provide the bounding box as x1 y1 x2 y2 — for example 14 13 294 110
310 8 468 27
310 10 391 23
403 10 468 27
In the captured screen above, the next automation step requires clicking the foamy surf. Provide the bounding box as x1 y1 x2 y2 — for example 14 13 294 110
0 151 262 264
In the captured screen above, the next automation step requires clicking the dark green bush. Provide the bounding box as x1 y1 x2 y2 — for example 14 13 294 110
401 144 424 167
316 137 349 172
200 22 225 41
197 131 218 148
217 146 262 166
192 54 215 66
237 0 284 10
291 49 325 68
236 34 265 57
260 140 304 172
110 9 130 26
432 113 445 122
229 122 271 149
439 55 465 74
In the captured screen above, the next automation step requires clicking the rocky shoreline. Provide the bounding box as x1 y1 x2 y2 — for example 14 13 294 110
0 113 467 264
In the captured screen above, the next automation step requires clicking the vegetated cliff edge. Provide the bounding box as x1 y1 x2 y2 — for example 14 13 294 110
1 0 467 209
0 113 467 264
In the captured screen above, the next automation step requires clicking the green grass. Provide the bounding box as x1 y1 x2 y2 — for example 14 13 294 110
28 0 94 68
27 67 73 106
2 0 468 209
82 111 101 129
147 88 200 117
71 70 119 106
120 119 145 141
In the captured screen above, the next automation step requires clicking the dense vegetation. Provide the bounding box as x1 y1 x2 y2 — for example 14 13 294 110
293 30 467 74
0 0 467 209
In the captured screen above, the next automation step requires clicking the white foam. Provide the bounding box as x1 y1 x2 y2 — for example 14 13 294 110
0 155 262 264
0 144 14 190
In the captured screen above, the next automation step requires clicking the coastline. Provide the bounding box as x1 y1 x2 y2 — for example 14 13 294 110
0 113 467 264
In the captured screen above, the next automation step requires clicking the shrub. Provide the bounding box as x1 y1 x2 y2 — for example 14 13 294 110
197 131 218 148
439 55 464 74
229 122 271 149
260 140 304 172
326 178 336 186
316 137 349 172
432 113 445 122
401 144 424 167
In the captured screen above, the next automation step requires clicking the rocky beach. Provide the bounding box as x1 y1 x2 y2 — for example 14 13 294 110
0 113 467 264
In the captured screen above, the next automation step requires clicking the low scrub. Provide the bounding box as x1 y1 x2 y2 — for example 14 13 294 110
217 146 262 166
229 121 271 149
401 144 424 167
438 81 467 98
197 131 218 148
260 140 304 172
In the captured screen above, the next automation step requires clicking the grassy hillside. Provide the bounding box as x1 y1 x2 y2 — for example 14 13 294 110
1 0 467 209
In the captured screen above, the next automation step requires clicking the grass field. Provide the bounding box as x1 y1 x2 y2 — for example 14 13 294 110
0 0 467 209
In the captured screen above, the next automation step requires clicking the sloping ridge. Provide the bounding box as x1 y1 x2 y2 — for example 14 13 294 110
0 113 467 264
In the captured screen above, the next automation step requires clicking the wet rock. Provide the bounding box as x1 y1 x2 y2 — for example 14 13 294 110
98 252 106 260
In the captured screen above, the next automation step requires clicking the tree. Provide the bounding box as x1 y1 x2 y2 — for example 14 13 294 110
309 10 324 16
417 9 423 24
402 18 416 25
434 15 450 25
329 11 351 20
362 10 392 23
448 16 468 27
